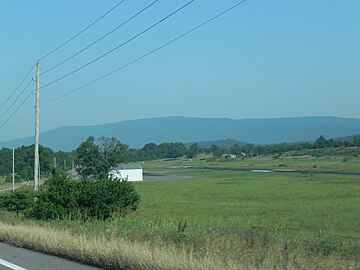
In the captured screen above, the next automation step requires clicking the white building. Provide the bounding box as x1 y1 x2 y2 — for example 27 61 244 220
108 165 143 182
223 154 237 159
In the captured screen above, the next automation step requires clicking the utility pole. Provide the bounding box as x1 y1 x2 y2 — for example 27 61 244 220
12 149 15 192
34 61 40 191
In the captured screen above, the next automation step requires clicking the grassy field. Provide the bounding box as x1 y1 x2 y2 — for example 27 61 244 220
0 176 6 186
1 153 360 269
135 171 360 237
141 152 360 173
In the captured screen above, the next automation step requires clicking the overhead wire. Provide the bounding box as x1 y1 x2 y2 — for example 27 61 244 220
42 0 248 106
2 0 247 139
0 107 34 140
0 79 33 122
0 1 126 136
38 0 126 61
0 91 33 131
0 64 35 112
41 0 159 76
40 0 195 90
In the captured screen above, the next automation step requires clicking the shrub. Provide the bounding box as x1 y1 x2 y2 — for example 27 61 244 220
77 179 140 219
28 167 140 220
29 180 78 220
0 188 34 215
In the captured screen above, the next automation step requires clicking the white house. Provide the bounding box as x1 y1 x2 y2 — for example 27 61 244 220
108 165 143 182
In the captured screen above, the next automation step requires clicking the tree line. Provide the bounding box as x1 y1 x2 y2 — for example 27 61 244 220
0 145 75 182
228 135 360 157
1 134 359 181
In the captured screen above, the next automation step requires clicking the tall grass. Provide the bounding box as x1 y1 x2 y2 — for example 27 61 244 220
0 217 358 270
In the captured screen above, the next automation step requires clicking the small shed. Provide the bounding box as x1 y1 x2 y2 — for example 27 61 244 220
108 165 143 182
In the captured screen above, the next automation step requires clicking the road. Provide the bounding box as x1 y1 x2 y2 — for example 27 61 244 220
0 242 102 270
186 166 360 176
0 185 22 192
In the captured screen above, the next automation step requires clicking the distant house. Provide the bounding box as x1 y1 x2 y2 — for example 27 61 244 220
108 165 143 182
223 154 237 159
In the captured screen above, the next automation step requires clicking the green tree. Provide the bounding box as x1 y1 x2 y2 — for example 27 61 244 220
314 135 328 148
167 142 186 158
139 143 159 160
242 144 256 157
98 136 128 168
353 135 360 147
230 144 243 155
0 145 54 181
210 145 224 158
54 150 76 169
76 136 102 178
76 136 129 179
187 143 201 158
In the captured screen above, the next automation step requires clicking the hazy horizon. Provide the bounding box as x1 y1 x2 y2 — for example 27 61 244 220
1 1 359 141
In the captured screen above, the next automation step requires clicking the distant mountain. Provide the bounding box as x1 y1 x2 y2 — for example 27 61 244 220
1 116 360 151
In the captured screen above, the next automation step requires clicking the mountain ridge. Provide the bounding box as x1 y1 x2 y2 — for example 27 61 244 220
1 116 360 151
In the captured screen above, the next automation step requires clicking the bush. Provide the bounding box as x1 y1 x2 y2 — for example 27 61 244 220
29 180 78 220
0 188 34 215
76 179 140 219
28 168 140 220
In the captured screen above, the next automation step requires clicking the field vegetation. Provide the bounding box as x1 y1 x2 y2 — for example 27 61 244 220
0 147 360 269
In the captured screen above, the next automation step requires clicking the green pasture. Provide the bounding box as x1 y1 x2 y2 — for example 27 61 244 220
135 157 360 240
141 153 360 173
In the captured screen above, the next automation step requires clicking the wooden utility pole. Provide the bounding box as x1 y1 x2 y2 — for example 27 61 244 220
34 61 40 191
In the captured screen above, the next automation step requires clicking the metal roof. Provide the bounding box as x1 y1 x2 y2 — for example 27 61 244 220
110 165 142 170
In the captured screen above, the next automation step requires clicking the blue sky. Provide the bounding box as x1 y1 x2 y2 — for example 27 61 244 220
0 0 359 141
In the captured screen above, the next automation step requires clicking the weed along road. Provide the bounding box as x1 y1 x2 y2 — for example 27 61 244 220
0 242 102 270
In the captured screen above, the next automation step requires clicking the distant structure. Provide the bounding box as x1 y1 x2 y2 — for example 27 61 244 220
108 165 143 182
223 154 237 159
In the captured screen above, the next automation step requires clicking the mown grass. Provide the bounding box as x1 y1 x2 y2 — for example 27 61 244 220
1 154 360 269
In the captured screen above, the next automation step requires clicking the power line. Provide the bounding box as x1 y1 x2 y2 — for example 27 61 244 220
0 91 33 131
0 107 34 140
41 0 159 76
0 79 33 123
0 64 35 112
2 1 126 139
40 0 195 90
42 0 248 106
38 0 126 61
1 0 247 139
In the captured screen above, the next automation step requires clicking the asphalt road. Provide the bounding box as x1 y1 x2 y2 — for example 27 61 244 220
188 166 360 176
0 242 102 270
0 185 22 192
